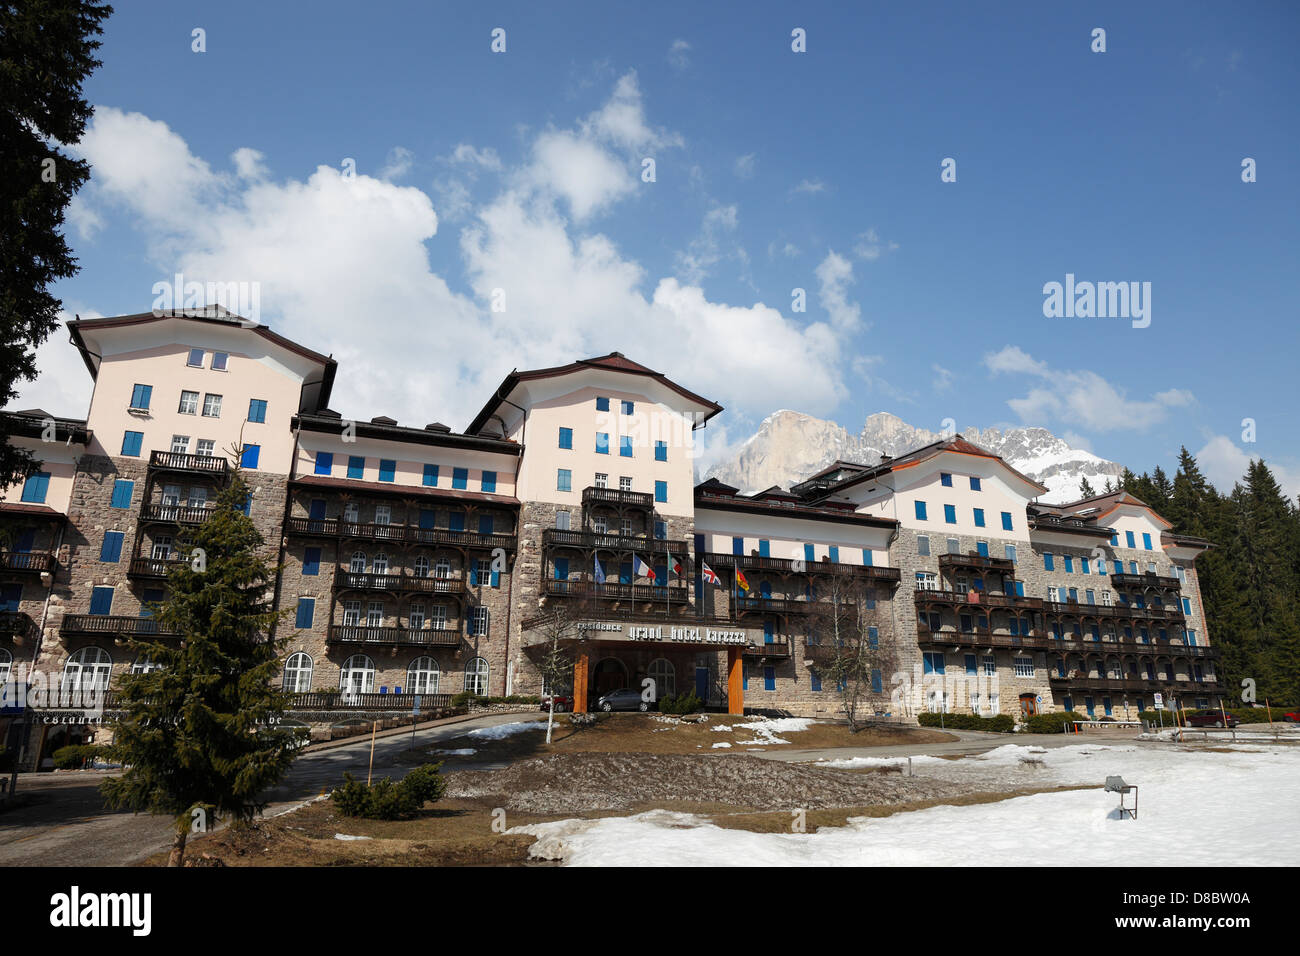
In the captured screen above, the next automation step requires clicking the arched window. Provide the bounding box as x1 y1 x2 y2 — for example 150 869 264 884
131 655 164 674
62 646 112 692
407 657 440 694
464 657 488 696
339 654 375 696
0 647 11 686
648 658 675 698
283 652 314 692
372 553 389 574
350 551 367 573
414 555 430 578
433 557 452 579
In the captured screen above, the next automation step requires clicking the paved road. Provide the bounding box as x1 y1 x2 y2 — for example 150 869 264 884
0 712 539 867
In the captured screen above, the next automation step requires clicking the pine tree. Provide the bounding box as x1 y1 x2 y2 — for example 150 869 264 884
1078 476 1095 498
100 471 300 866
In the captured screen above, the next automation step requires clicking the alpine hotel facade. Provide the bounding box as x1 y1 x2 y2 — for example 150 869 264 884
0 309 1222 764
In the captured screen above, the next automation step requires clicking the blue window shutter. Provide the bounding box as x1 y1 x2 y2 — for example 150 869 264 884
469 565 478 586
655 441 667 461
763 621 774 644
1142 533 1152 550
491 568 500 588
764 667 775 691
969 476 981 491
120 431 143 457
89 586 114 616
20 472 50 503
620 436 632 457
449 511 465 532
871 669 883 693
742 667 748 691
619 562 632 585
130 384 152 409
655 481 667 503
110 479 134 509
977 541 989 557
309 499 327 520
295 598 315 629
558 427 572 449
14 530 34 553
241 444 260 469
914 501 927 521
829 545 839 562
478 514 493 534
347 456 365 479
732 537 744 556
419 509 435 529
1001 512 1013 531
758 539 770 557
944 504 956 524
1126 531 1136 548
804 544 815 563
378 459 396 482
1110 532 1119 545
596 396 609 412
452 468 468 489
810 670 821 692
423 463 438 486
99 531 124 563
940 472 952 487
1064 556 1074 573
481 470 497 493
868 626 879 648
554 558 569 581
862 549 872 566
314 451 333 475
1113 560 1122 574
239 493 252 516
595 433 609 454
303 548 321 576
973 508 985 527
248 399 267 423
1043 552 1054 571
1015 580 1025 597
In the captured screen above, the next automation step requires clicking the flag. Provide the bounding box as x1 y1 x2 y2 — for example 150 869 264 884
593 554 605 585
701 561 720 586
735 567 751 593
670 554 683 578
634 555 656 581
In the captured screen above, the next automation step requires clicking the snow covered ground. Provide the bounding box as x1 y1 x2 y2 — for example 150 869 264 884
464 720 546 740
513 743 1300 866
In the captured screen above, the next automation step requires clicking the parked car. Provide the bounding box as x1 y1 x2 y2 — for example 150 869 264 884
596 688 651 712
1283 711 1299 723
1185 712 1239 728
539 694 572 713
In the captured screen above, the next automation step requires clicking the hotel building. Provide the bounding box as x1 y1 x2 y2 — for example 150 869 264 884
0 308 1222 765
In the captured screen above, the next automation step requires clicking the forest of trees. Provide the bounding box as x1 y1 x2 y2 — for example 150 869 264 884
1079 450 1300 706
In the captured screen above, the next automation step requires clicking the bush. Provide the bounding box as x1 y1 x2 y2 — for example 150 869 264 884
658 691 702 715
52 744 105 769
916 712 1015 733
1023 711 1085 734
331 763 446 820
450 693 540 708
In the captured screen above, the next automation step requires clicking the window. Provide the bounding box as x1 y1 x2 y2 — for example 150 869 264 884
595 396 610 412
973 508 985 527
110 479 134 509
654 441 667 462
1043 552 1055 571
187 348 205 367
413 555 430 579
349 551 367 574
99 531 124 563
295 598 315 629
1085 589 1095 605
178 390 199 414
465 657 489 695
916 571 938 591
314 451 333 475
247 399 267 423
196 439 215 457
481 470 497 493
347 456 365 479
1001 512 1013 531
18 471 49 504
1013 657 1034 678
1064 555 1074 573
1125 530 1136 549
467 607 489 636
151 535 173 561
1005 544 1017 563
596 432 609 455
120 431 144 457
914 500 927 521
89 586 114 616
240 444 260 469
871 668 884 694
168 435 189 455
433 558 451 579
922 652 946 675
595 472 608 488
648 659 675 698
211 352 228 371
422 463 438 486
619 436 633 458
619 476 632 491
945 537 960 555
976 541 989 557
378 459 396 482
63 646 112 693
970 476 981 491
557 469 572 492
339 655 375 695
408 602 426 629
303 547 321 576
940 472 952 487
201 393 222 417
654 520 667 540
621 400 634 415
408 657 440 694
1080 557 1091 574
558 427 573 449
867 626 879 648
283 653 313 692
452 467 467 490
810 669 822 692
129 384 153 410
342 601 362 626
654 480 667 503
366 601 384 627
1142 532 1153 550
556 511 571 530
916 535 930 556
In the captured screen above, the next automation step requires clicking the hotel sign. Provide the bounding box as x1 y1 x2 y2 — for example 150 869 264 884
578 621 752 646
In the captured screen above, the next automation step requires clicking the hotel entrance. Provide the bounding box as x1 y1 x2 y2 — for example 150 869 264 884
592 657 628 697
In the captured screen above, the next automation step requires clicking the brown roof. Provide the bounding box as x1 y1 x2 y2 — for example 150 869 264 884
0 502 66 519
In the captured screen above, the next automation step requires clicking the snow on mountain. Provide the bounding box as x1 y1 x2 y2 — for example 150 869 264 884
704 411 1123 504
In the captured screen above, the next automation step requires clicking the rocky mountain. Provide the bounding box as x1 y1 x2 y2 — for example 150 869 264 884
705 411 1124 504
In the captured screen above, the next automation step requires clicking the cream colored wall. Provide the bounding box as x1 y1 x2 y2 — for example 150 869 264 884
694 508 894 564
295 433 518 496
0 437 79 512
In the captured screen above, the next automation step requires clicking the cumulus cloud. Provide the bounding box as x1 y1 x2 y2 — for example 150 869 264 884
853 228 898 261
379 146 414 181
12 311 100 416
667 39 691 71
674 204 744 284
983 345 1196 432
1196 435 1300 500
815 251 861 333
734 153 756 179
792 179 825 195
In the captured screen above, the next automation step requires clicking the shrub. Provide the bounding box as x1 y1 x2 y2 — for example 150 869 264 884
916 712 1015 733
659 691 702 715
52 744 105 769
330 763 446 820
1023 711 1085 734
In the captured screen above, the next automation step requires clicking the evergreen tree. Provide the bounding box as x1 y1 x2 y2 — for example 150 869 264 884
100 471 300 866
1078 476 1095 498
0 1 113 488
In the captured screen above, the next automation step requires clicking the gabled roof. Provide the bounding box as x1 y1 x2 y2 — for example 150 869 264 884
293 412 521 455
1041 490 1173 530
466 352 723 435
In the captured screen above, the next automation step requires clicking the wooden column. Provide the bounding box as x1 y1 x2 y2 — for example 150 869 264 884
573 647 590 714
727 646 744 715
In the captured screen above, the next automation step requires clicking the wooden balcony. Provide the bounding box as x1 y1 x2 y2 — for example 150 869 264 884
581 486 655 510
0 611 33 640
288 691 455 712
0 551 55 574
333 569 468 595
744 639 792 659
148 450 229 478
284 516 515 551
1111 572 1181 590
127 556 182 580
731 594 813 616
938 552 1016 574
541 528 690 555
918 629 1048 651
326 625 462 647
542 579 690 602
60 614 177 638
701 551 901 584
914 589 1043 611
139 504 213 525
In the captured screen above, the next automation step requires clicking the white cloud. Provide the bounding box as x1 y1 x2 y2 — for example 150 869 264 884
733 153 756 179
983 345 1196 432
232 147 268 181
379 146 414 181
65 195 103 240
1196 435 1300 500
931 364 954 392
853 228 898 261
792 179 825 195
447 143 502 171
675 204 743 284
10 311 100 416
815 251 861 333
667 39 691 72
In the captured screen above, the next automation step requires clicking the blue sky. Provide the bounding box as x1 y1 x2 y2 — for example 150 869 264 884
20 0 1300 496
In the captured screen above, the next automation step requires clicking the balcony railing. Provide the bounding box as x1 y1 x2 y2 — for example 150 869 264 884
1043 600 1182 621
744 640 792 659
284 516 515 550
127 556 182 579
732 595 813 616
139 504 213 525
288 691 455 712
0 551 55 574
938 552 1016 573
1111 572 1181 590
149 450 229 477
60 614 177 638
701 551 902 584
918 629 1047 650
333 569 468 594
581 486 655 510
327 625 462 647
914 589 1043 611
543 579 690 602
541 528 690 555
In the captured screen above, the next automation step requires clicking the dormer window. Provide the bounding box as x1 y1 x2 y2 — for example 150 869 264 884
211 352 228 371
186 348 204 368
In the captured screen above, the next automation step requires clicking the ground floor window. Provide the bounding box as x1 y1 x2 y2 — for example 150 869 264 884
408 657 440 694
648 658 675 698
62 646 111 692
465 657 488 696
339 654 375 696
1013 656 1034 677
284 652 313 692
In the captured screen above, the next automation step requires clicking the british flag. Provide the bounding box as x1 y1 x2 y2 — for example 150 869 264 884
700 561 720 586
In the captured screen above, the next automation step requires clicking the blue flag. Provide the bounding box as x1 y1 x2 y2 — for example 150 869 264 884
593 553 606 585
